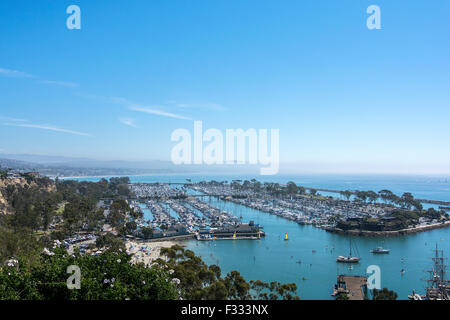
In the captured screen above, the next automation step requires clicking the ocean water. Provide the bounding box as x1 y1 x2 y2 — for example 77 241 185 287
71 173 450 299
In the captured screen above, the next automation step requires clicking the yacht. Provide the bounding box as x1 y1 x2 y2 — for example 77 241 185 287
371 246 390 254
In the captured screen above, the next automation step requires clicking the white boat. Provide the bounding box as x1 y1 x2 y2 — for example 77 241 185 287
371 247 390 254
336 255 360 263
337 238 360 263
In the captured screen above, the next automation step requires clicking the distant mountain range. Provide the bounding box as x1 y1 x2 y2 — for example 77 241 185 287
0 154 261 177
0 154 185 177
0 154 175 169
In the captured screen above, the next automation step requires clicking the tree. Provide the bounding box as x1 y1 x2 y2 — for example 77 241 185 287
96 233 126 252
224 271 251 299
158 245 299 300
366 191 378 204
372 288 398 300
107 200 129 228
141 227 154 239
298 186 306 195
336 293 349 300
378 189 401 206
251 180 262 193
340 190 352 201
355 190 368 203
286 182 298 195
0 246 177 300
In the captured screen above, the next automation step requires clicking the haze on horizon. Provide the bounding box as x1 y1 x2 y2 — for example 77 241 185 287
1 1 450 175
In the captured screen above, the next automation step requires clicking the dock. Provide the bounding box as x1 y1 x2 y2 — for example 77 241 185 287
332 275 368 300
196 235 261 241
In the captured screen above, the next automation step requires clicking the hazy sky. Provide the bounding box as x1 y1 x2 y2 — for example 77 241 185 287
1 0 450 174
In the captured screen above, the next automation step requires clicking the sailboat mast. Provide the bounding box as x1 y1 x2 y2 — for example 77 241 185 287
349 238 352 257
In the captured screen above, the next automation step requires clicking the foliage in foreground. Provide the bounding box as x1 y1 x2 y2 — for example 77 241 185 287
0 244 177 300
0 243 300 300
372 288 398 300
157 245 300 300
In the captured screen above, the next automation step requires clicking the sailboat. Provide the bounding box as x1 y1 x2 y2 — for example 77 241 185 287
284 232 289 241
337 238 360 263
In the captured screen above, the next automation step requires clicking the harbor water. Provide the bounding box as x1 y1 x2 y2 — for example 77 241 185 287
71 173 450 299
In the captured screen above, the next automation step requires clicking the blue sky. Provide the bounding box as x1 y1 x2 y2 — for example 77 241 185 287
1 0 450 173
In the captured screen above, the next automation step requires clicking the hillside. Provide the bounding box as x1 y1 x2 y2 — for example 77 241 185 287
0 173 55 215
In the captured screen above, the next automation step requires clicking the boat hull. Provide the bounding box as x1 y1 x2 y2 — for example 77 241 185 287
336 257 360 263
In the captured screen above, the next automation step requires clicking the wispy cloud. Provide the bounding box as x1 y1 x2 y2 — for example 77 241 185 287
0 66 78 88
119 117 138 127
129 105 192 120
87 95 192 120
167 100 228 111
204 102 228 111
39 80 79 88
0 116 29 122
0 67 34 78
110 96 132 105
2 122 91 137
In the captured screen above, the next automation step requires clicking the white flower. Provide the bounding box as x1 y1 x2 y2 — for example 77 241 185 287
169 269 174 275
172 278 181 285
117 259 121 263
43 248 55 256
52 240 62 248
7 259 18 267
142 280 146 285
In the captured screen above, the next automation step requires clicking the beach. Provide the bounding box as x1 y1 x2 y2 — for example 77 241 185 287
126 240 184 265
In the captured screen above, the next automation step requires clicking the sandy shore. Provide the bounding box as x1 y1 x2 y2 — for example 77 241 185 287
126 240 184 265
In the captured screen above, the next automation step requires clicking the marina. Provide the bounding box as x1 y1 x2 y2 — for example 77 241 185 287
73 174 450 299
187 181 449 236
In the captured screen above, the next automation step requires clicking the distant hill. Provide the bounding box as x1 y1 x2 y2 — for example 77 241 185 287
0 153 261 177
0 158 42 170
0 154 177 170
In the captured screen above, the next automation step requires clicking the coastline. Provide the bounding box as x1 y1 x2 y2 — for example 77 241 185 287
325 220 450 237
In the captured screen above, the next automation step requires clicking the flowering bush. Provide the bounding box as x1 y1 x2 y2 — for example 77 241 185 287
0 247 177 300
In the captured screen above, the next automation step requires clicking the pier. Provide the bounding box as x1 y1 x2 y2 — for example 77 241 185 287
332 275 368 300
